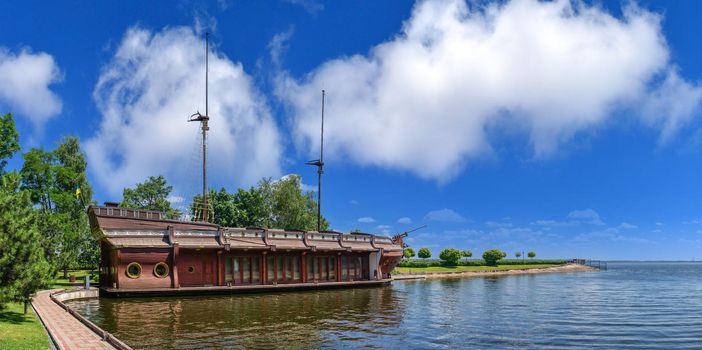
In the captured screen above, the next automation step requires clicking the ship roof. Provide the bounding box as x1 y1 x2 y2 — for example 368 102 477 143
88 205 402 252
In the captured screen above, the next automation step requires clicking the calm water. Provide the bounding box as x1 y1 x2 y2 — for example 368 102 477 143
67 262 702 349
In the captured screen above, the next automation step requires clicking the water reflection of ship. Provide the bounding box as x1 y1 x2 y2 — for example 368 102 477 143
101 287 405 349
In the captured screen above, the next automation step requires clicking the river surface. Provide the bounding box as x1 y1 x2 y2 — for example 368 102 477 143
67 262 702 349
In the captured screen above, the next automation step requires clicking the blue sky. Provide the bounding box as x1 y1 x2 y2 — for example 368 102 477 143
1 0 702 260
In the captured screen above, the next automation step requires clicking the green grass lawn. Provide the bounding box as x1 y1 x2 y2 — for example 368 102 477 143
0 302 49 350
394 264 560 274
0 269 98 350
49 269 97 289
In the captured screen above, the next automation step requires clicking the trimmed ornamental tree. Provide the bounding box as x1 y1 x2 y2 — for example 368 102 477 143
483 249 507 266
418 247 431 260
462 250 472 259
439 248 462 266
403 247 416 259
528 251 536 259
515 252 522 259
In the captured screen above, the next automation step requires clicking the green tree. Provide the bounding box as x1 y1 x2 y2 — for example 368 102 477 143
234 187 270 227
0 113 20 174
20 148 55 210
515 252 522 259
403 247 416 259
20 137 96 276
197 175 329 230
418 247 431 259
528 251 536 259
264 175 329 231
193 188 234 226
121 175 181 219
52 137 92 209
462 250 473 259
439 248 462 265
194 187 271 228
0 172 52 313
53 137 95 270
483 249 507 266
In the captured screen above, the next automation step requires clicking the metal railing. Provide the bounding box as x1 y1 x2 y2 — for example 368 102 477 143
571 259 607 270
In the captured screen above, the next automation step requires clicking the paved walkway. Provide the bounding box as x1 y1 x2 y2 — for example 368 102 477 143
32 290 115 350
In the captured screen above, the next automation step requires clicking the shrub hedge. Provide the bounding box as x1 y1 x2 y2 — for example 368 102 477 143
397 259 567 268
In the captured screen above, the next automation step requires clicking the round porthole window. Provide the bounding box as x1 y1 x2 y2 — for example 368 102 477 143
126 262 142 279
187 266 195 273
153 262 169 278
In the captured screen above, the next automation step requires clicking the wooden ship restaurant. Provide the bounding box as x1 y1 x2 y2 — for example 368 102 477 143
89 203 405 296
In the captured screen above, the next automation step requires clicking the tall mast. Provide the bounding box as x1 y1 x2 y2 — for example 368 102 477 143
189 32 210 222
306 90 325 231
318 90 324 231
203 32 209 222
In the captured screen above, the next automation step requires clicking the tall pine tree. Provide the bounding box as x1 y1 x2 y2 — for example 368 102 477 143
0 113 20 174
0 172 52 313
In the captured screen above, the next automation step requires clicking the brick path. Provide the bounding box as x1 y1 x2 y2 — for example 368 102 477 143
32 290 115 350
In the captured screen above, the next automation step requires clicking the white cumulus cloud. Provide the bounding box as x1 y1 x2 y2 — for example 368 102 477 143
284 0 323 15
618 222 638 230
357 217 376 223
277 0 702 182
397 217 413 224
567 209 605 225
85 26 282 198
424 208 467 223
0 48 62 126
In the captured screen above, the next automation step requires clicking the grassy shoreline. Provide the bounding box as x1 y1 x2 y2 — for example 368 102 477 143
394 263 562 274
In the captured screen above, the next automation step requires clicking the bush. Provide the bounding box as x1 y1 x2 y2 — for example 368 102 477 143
396 258 566 268
398 259 433 268
403 247 415 259
439 248 463 265
418 247 431 259
482 249 507 266
89 270 100 283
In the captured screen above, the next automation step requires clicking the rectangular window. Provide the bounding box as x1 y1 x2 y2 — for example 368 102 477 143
307 255 314 281
242 257 251 284
225 257 233 283
267 256 275 283
233 258 240 284
252 257 260 284
329 256 336 281
355 257 362 279
285 256 292 281
323 257 327 280
314 257 321 280
362 255 369 280
277 256 285 283
293 256 300 281
341 256 348 280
